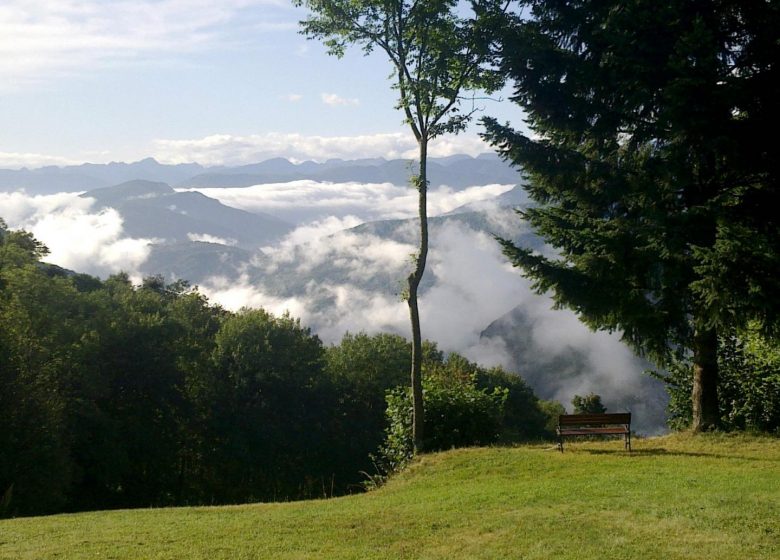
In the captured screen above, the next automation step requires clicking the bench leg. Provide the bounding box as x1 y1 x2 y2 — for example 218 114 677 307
557 434 564 453
625 431 631 452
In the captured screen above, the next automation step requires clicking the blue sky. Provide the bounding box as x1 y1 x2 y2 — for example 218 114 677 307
0 0 522 168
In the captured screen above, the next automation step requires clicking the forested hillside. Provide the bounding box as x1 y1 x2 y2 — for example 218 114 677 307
0 219 552 517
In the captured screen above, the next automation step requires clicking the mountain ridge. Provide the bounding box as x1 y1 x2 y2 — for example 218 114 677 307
0 153 519 194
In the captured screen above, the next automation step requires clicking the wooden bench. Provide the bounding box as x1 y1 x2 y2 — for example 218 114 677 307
556 413 631 452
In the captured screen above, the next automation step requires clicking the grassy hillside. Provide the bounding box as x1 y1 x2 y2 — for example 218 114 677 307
1 433 777 560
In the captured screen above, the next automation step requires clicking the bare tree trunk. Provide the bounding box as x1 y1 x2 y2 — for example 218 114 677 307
408 137 429 454
691 326 719 432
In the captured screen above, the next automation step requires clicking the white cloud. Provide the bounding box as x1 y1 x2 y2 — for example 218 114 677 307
199 208 663 432
183 180 412 224
0 150 80 169
201 274 310 316
0 191 154 279
434 184 517 214
476 295 664 430
283 93 303 102
200 214 415 338
187 232 237 246
271 215 364 247
260 218 413 276
304 285 409 343
419 222 529 352
321 92 360 107
153 132 492 165
0 0 288 89
181 181 514 224
205 216 525 350
0 190 91 224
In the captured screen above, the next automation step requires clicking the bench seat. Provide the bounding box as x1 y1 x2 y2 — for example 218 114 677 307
556 413 631 452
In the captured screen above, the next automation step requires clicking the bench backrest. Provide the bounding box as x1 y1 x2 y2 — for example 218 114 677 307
558 413 631 426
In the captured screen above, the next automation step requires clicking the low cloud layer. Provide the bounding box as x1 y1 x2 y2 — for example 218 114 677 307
0 150 79 170
0 191 154 280
187 232 237 246
154 132 492 166
182 181 515 224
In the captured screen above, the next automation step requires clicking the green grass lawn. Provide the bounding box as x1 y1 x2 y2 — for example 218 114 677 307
1 432 778 560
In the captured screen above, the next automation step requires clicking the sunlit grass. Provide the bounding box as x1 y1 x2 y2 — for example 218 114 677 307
1 433 777 559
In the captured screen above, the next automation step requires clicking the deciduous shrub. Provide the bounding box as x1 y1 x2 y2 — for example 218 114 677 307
372 364 509 480
572 393 607 414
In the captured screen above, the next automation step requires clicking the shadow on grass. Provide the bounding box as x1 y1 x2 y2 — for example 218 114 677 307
580 448 775 462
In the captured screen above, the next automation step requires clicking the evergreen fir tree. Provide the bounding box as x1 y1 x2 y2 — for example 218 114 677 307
483 0 779 430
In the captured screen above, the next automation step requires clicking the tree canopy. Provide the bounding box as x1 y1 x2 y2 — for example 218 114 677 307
482 0 780 430
0 221 552 516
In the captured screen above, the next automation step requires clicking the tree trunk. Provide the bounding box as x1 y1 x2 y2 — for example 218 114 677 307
691 326 719 431
408 137 429 454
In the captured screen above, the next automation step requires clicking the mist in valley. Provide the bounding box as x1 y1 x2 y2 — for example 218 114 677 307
0 167 667 433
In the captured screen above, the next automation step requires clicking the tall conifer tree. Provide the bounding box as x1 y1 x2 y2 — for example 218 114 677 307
483 0 779 430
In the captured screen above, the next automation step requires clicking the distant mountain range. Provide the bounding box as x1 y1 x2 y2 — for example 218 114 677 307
0 158 202 194
0 153 520 194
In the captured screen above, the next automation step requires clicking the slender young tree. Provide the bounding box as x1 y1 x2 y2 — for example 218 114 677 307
483 0 779 431
295 0 506 451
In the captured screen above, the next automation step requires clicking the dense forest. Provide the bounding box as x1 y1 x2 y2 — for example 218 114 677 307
0 218 555 517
